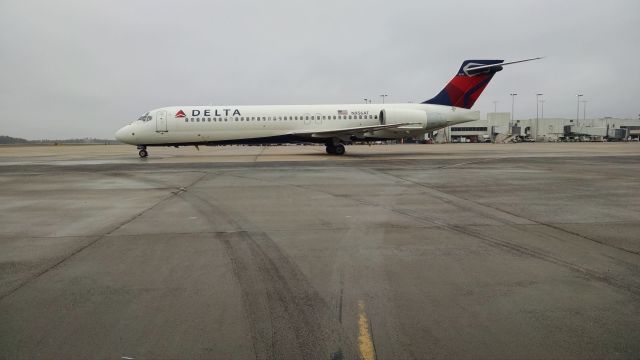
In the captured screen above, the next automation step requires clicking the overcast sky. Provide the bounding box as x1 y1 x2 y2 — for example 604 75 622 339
1 0 639 139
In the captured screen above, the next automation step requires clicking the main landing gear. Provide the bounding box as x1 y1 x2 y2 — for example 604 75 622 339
137 145 148 158
325 143 345 155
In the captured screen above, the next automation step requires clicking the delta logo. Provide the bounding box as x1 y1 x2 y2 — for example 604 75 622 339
175 108 242 117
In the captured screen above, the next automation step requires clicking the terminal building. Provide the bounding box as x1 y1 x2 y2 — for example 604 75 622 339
434 113 640 143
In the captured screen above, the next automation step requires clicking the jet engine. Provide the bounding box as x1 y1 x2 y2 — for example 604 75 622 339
379 108 449 130
380 108 428 129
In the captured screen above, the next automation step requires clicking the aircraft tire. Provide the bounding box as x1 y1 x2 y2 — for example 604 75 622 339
334 144 345 155
325 144 336 154
139 149 148 158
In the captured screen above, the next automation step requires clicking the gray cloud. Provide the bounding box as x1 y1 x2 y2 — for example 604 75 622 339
1 0 639 139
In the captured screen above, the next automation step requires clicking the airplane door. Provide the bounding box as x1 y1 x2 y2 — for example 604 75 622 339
156 111 168 132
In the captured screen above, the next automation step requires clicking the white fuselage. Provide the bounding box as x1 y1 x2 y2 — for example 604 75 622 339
115 103 479 146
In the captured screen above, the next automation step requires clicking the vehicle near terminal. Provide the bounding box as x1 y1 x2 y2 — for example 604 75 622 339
116 58 541 158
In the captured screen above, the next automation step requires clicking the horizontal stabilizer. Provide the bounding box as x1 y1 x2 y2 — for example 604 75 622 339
465 57 543 73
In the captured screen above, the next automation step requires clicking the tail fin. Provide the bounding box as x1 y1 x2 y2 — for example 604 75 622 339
423 59 504 109
423 57 543 109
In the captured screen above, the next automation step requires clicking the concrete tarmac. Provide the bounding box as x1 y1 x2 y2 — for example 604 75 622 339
1 143 639 359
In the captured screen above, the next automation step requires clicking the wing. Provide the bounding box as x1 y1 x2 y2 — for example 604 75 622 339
287 123 422 139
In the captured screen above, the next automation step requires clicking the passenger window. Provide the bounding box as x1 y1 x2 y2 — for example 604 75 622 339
374 115 378 119
185 119 188 123
263 117 266 121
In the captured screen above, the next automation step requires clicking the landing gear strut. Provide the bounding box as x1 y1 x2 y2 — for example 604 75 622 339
325 143 345 155
137 145 148 158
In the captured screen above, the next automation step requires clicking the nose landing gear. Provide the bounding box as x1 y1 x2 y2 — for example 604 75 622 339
137 145 148 158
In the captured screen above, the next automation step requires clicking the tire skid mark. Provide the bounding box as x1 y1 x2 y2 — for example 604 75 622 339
0 171 210 302
229 169 640 297
370 169 640 296
379 168 640 256
177 190 355 360
223 172 423 359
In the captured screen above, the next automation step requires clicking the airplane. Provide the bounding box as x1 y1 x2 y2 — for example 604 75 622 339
115 58 541 158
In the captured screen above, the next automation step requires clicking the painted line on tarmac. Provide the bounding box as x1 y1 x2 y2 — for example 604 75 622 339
358 300 376 360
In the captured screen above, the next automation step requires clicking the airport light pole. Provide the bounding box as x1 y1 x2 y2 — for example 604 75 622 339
536 93 543 140
510 93 517 128
380 94 388 104
576 94 583 127
493 101 498 113
364 98 368 104
581 100 588 123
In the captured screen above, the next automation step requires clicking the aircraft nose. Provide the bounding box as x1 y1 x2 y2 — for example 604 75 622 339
115 125 133 144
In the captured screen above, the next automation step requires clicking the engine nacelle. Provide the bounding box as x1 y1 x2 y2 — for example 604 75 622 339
425 112 448 129
380 108 428 129
380 108 450 131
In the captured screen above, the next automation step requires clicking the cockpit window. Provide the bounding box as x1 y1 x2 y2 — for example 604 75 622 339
137 112 152 122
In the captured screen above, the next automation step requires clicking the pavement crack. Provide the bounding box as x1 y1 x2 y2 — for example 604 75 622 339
436 157 501 169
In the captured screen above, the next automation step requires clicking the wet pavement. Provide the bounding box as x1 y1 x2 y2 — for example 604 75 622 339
1 143 639 359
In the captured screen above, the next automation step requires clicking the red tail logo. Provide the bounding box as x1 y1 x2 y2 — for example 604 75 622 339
175 110 186 118
423 59 504 109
